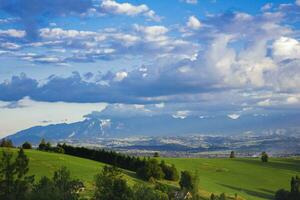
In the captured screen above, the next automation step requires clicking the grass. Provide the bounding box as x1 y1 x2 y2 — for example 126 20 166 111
163 157 300 200
0 148 143 198
1 148 299 200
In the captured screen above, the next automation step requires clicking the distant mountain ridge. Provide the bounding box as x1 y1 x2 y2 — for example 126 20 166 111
6 113 300 146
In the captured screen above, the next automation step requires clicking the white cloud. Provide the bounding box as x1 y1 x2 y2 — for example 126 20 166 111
100 0 160 21
40 28 96 40
296 0 300 6
114 71 128 81
272 37 300 61
155 102 165 108
286 96 299 104
227 114 240 120
187 16 202 30
135 25 168 37
184 0 198 4
257 99 271 107
172 110 190 119
234 12 253 21
0 42 21 50
0 29 26 38
261 3 273 11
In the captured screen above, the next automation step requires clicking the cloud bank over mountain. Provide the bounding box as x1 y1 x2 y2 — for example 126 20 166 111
0 0 300 137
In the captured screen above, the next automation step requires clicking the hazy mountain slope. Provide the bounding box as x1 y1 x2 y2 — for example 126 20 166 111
6 113 300 146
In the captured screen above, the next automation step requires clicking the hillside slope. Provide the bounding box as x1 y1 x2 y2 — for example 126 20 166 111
1 148 299 200
164 157 300 200
0 148 143 198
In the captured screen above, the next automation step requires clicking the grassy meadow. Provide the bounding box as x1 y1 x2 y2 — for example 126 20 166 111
1 148 299 200
164 157 300 200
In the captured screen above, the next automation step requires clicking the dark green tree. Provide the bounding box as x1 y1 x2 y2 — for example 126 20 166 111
179 170 200 197
153 152 160 157
179 171 193 191
31 176 60 200
275 189 289 200
31 167 82 200
22 142 32 149
261 152 269 162
160 161 179 181
133 184 168 200
38 139 47 151
219 193 226 200
291 176 300 193
94 165 133 200
229 151 235 158
210 193 216 200
0 148 34 200
0 139 14 148
274 175 300 200
137 159 164 181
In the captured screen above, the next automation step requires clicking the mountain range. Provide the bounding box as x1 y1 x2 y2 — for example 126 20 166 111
6 112 300 146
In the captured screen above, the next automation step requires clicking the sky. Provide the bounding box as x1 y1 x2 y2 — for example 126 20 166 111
0 0 300 137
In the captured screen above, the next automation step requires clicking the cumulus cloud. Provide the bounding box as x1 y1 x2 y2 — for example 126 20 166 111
261 3 273 11
100 0 160 21
227 114 240 120
114 71 128 82
1 3 300 114
187 16 202 30
272 37 300 61
0 29 26 38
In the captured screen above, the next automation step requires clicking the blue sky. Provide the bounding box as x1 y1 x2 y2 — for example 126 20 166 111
0 0 300 137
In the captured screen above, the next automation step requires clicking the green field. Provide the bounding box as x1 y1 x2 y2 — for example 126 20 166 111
0 148 143 198
163 157 300 200
1 148 299 200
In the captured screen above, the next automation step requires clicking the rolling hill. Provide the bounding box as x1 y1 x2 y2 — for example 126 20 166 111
164 157 300 200
0 148 143 199
0 148 299 200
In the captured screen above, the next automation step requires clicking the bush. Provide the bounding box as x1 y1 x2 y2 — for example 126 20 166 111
275 189 290 200
274 175 300 200
0 139 14 148
94 165 133 200
22 142 32 149
179 170 200 196
31 167 82 200
133 184 169 200
160 161 179 181
261 152 268 162
229 151 235 158
179 171 194 191
137 159 165 181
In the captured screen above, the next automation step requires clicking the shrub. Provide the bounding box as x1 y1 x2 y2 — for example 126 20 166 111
22 142 32 149
261 152 269 162
94 165 133 200
137 159 165 181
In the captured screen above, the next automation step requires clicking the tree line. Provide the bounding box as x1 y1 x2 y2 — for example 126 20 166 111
58 143 179 182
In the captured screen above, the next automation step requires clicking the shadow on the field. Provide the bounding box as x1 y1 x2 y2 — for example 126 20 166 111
218 183 274 199
121 170 144 183
234 159 300 172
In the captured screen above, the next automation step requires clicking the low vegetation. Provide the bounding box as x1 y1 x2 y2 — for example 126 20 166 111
274 175 300 200
0 140 299 200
